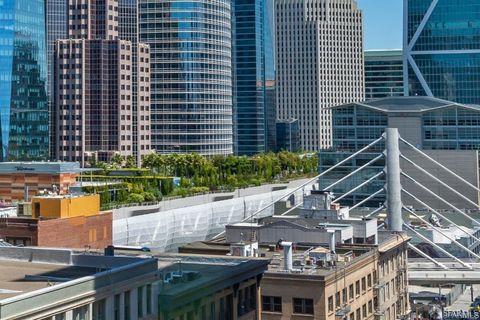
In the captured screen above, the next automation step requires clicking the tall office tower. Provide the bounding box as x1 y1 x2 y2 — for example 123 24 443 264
67 0 119 40
0 0 49 161
55 0 151 166
404 0 480 104
232 0 275 155
119 0 152 165
139 0 233 155
275 0 364 151
45 0 68 160
264 0 277 152
365 49 404 100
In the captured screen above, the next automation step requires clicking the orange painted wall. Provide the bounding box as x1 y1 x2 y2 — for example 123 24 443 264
31 194 100 219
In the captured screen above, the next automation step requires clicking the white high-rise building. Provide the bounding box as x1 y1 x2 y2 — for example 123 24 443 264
275 0 364 150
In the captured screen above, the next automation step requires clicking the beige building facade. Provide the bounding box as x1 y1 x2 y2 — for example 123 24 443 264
54 0 151 166
260 233 409 320
275 0 365 150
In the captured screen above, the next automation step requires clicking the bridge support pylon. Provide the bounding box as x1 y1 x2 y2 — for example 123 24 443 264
385 128 403 232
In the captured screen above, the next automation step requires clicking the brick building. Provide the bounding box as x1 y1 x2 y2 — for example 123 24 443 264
0 212 112 249
0 193 111 249
0 162 81 202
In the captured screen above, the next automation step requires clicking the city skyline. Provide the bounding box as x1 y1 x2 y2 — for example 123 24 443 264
0 2 479 319
275 0 365 151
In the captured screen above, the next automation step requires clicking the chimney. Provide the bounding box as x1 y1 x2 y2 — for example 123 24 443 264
281 241 293 271
327 230 336 254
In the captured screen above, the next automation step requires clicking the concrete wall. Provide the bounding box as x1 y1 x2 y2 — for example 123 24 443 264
390 115 423 147
0 247 73 264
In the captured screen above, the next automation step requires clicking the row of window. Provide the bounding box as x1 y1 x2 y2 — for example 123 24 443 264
328 272 375 314
262 296 313 315
42 285 152 320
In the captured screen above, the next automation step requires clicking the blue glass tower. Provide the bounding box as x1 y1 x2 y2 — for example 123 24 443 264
0 0 49 161
139 0 233 156
232 0 275 155
404 0 480 104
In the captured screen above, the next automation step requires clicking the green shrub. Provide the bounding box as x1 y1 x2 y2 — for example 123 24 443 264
226 175 238 188
143 192 156 202
180 178 192 188
190 186 210 194
171 188 189 198
127 193 144 203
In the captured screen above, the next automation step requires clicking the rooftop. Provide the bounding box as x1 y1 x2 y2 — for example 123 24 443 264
146 254 269 311
0 260 98 300
330 96 480 113
32 193 97 200
0 247 155 302
179 232 410 279
0 162 82 174
365 49 402 57
265 245 374 277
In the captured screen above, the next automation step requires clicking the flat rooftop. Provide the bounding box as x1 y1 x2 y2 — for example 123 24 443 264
330 96 480 113
32 194 96 200
0 247 155 303
265 246 374 277
0 260 98 300
0 162 82 174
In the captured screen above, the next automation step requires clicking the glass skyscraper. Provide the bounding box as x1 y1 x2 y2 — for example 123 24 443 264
139 0 233 155
232 0 275 155
0 0 49 161
365 49 404 100
404 0 480 104
45 0 68 159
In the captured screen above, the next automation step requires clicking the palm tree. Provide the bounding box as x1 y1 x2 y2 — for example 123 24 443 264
111 153 124 168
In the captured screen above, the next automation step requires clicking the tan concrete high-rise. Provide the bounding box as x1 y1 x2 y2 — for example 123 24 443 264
275 0 365 151
54 0 151 166
118 0 152 166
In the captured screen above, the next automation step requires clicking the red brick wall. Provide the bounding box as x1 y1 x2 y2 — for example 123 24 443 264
0 218 38 246
37 212 112 250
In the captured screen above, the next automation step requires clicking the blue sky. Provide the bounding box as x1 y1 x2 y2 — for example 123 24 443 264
357 0 403 50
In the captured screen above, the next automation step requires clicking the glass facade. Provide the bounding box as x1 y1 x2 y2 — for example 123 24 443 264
320 101 480 206
45 0 68 159
0 0 49 161
405 0 480 104
331 106 387 152
364 50 404 100
319 152 385 206
139 0 233 155
321 105 386 206
276 119 300 152
423 106 480 150
232 0 275 155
